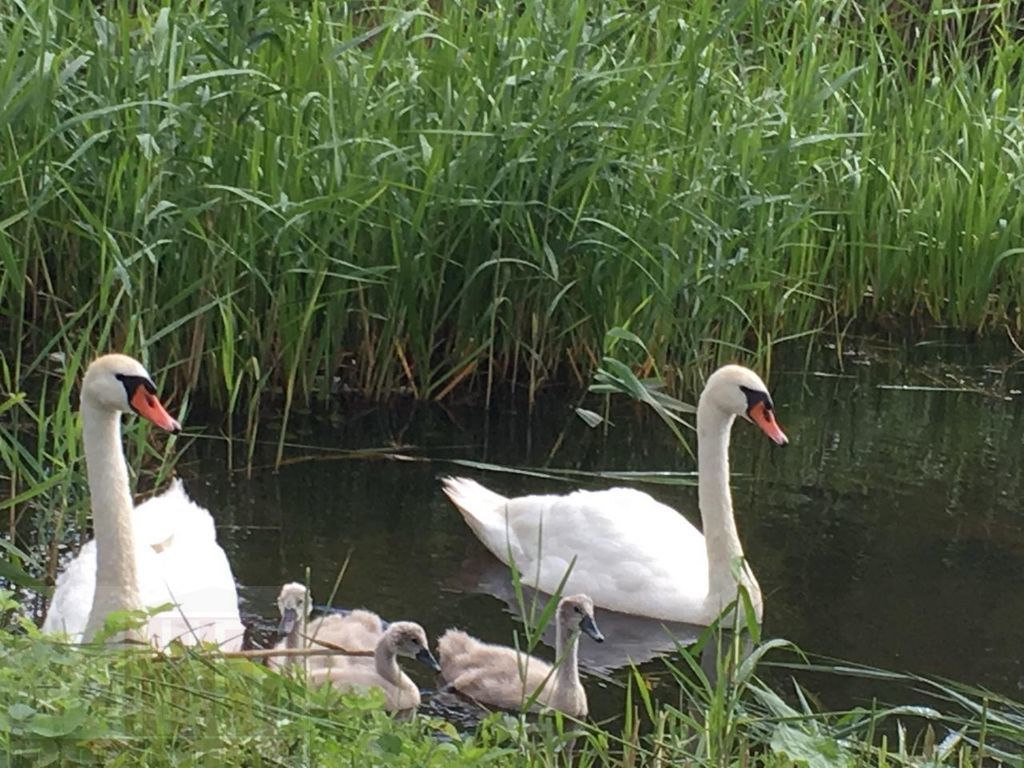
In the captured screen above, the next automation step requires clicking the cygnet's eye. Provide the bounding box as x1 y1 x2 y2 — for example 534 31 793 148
573 605 582 614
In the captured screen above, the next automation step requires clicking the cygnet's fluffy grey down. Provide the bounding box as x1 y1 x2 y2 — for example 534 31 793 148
437 594 604 717
309 621 440 712
305 609 385 664
269 585 437 711
271 584 385 670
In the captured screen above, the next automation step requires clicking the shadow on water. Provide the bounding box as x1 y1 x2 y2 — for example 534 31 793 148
180 340 1024 720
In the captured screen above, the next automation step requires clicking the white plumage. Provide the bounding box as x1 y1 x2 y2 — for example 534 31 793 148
442 364 789 626
443 480 713 622
41 353 244 650
43 480 245 650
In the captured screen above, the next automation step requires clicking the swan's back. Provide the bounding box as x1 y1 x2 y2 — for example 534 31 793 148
442 477 710 621
43 480 244 650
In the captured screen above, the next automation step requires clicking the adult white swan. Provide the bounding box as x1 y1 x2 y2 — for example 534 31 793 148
442 364 788 626
41 354 245 649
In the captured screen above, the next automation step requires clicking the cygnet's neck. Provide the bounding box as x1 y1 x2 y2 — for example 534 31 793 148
286 620 304 650
553 616 582 693
81 400 143 642
374 642 403 686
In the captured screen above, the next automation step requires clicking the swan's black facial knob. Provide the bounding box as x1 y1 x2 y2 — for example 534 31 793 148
739 385 787 446
116 373 182 432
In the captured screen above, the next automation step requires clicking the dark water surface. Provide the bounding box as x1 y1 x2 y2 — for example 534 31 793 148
181 343 1024 719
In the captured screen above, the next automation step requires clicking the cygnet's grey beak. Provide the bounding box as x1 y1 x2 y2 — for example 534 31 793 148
416 647 442 672
278 607 298 636
580 614 604 643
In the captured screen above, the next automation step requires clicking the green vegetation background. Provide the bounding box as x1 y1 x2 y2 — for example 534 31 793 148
3 0 1024 765
3 0 1022 413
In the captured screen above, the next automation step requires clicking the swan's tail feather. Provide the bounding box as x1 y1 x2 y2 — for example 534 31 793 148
441 476 508 511
440 477 514 563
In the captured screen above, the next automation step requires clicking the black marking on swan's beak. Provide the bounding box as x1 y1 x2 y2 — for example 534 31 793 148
580 614 604 643
116 373 182 433
416 647 441 672
278 607 298 636
739 385 788 446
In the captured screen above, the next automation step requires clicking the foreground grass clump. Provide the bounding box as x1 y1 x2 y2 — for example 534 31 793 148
3 613 1022 767
2 0 1023 413
0 624 506 766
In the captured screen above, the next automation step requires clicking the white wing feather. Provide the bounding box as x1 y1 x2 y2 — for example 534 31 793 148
443 477 712 623
42 479 244 650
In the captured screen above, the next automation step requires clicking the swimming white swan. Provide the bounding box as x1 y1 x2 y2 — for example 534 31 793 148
41 354 245 649
442 364 788 626
437 594 604 717
308 621 439 712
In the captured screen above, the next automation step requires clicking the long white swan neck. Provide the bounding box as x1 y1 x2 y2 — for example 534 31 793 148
81 400 143 642
553 615 581 693
696 393 745 599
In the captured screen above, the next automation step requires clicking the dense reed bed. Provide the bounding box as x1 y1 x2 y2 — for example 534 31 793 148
2 0 1023 414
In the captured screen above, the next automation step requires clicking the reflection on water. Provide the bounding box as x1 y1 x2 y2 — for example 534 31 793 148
182 343 1024 717
444 551 705 674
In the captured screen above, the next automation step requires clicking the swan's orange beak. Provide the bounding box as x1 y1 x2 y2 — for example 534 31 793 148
130 385 182 433
749 401 787 446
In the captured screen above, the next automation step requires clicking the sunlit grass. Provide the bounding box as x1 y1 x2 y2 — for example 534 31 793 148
0 601 480 767
2 589 1020 767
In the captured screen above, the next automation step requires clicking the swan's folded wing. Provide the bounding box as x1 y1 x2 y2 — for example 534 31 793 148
311 660 420 711
136 538 245 650
503 488 710 619
448 647 554 711
41 540 97 641
134 480 245 650
132 479 216 550
311 611 383 648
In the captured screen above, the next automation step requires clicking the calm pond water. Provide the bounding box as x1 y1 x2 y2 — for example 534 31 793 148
180 341 1024 720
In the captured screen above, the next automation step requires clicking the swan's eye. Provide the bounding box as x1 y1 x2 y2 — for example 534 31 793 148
116 373 159 413
739 385 772 415
573 606 582 614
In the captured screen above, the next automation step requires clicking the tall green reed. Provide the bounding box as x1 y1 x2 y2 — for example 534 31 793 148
2 0 1021 424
